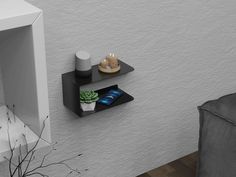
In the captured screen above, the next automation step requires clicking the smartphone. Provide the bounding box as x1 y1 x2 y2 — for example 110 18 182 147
97 89 123 106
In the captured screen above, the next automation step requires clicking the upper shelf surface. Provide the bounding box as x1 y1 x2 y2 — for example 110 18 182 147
62 60 134 86
0 0 41 31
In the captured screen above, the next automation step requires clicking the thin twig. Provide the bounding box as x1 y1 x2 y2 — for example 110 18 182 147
23 150 35 175
7 118 13 176
22 133 29 154
18 156 23 177
5 107 84 177
6 105 11 123
11 117 48 176
25 171 49 177
18 144 23 177
26 154 82 175
3 157 17 167
12 104 16 122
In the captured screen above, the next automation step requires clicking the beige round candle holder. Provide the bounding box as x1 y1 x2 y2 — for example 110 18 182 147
98 65 121 74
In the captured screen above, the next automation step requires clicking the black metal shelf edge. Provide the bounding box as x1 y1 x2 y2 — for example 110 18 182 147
62 60 134 86
78 85 134 117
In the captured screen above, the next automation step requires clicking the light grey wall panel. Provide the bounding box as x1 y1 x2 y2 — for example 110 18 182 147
0 29 14 106
1 0 236 176
0 26 40 135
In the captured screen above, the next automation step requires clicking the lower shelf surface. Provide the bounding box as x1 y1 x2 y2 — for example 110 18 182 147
62 83 134 117
79 85 134 117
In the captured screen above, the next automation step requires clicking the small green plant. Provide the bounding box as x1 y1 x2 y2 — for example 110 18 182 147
80 90 99 104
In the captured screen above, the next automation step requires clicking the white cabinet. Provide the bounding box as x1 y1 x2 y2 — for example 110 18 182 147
0 0 51 161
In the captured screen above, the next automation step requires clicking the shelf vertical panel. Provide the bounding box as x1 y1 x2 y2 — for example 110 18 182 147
62 73 81 116
31 12 51 143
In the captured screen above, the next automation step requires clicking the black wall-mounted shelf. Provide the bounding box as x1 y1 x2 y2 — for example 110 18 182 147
62 60 134 117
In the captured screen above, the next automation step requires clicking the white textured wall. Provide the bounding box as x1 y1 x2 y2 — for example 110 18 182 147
1 0 236 176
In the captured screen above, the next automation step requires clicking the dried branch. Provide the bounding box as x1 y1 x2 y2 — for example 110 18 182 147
12 104 16 122
22 133 29 154
4 105 85 177
7 115 16 177
11 117 48 177
23 150 35 175
17 156 23 177
6 105 11 123
3 157 17 167
25 154 82 176
25 171 49 177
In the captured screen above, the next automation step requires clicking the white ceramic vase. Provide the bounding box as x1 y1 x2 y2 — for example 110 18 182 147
80 102 96 111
